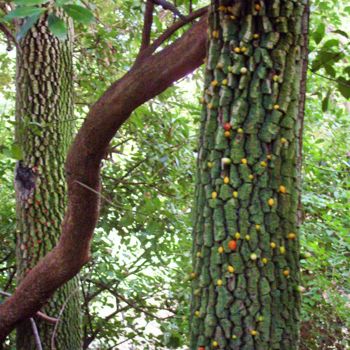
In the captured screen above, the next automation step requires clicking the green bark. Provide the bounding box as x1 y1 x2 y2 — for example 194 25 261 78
191 1 308 349
14 15 82 349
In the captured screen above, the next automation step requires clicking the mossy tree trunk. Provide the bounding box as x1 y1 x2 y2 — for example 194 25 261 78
14 15 82 350
191 1 308 349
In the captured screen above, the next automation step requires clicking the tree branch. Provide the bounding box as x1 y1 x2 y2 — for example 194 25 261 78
136 5 207 63
151 0 185 19
0 15 207 340
139 0 154 54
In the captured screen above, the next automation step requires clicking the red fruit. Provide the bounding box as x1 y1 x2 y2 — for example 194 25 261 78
228 240 237 251
223 122 231 131
198 347 206 350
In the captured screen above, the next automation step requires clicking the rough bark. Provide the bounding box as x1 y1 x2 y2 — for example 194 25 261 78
0 15 207 340
14 15 82 349
190 1 308 349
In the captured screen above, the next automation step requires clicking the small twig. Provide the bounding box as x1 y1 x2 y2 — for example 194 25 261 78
51 285 81 350
0 22 20 52
309 68 350 89
30 319 43 350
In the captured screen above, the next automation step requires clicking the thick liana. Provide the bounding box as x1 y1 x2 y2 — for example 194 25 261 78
191 0 308 349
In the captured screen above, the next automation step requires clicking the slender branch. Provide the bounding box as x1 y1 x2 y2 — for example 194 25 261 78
29 319 43 350
136 6 207 63
50 286 81 350
151 0 185 19
0 22 20 52
146 6 207 55
139 0 154 53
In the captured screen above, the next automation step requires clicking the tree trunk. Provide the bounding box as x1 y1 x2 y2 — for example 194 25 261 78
190 1 308 349
14 15 82 349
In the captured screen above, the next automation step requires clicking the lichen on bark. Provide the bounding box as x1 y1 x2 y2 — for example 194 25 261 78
191 0 308 349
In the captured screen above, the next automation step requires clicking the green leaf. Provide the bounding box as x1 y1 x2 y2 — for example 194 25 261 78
48 14 67 40
313 23 325 44
337 78 350 99
14 0 48 5
17 13 40 40
332 29 349 38
11 143 23 160
321 90 331 112
5 6 45 20
62 4 94 24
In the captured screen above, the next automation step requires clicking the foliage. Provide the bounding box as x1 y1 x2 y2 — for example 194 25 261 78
0 0 349 349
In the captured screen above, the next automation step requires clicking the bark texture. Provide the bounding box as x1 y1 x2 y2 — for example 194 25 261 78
191 1 308 349
14 15 82 349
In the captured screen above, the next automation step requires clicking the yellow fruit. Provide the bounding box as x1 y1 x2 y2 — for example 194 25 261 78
241 158 248 165
240 67 248 74
190 272 196 279
250 253 257 261
273 104 280 110
237 128 244 133
280 137 287 144
253 33 260 39
222 79 228 85
245 235 251 241
255 3 261 11
230 15 236 20
212 31 219 39
232 335 237 339
249 174 254 180
270 242 277 249
233 191 238 198
266 154 272 160
250 329 258 336
227 265 235 273
216 279 223 287
288 232 297 240
260 161 267 167
224 176 230 184
280 246 286 254
207 103 213 109
273 75 280 82
216 62 224 69
211 80 218 87
196 251 202 258
222 157 231 165
262 258 268 264
283 269 290 277
234 47 241 53
218 5 226 12
207 161 214 168
255 224 261 230
212 192 218 199
240 47 247 53
224 130 231 138
257 315 264 322
279 185 287 193
218 246 224 254
268 198 275 206
212 340 219 347
235 232 241 239
194 310 200 317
